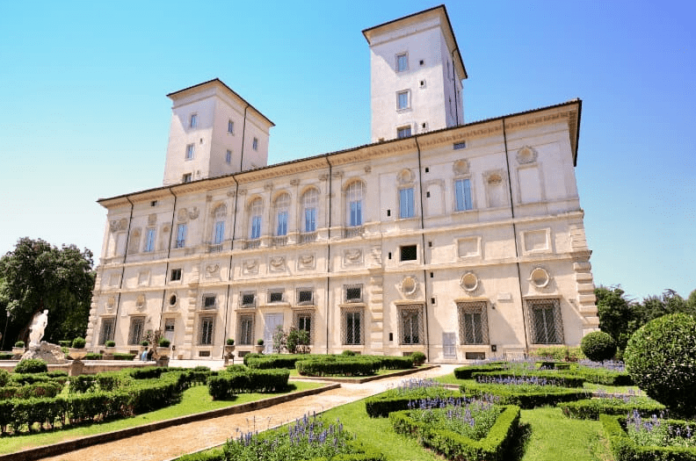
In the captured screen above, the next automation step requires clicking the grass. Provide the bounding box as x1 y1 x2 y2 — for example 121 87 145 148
0 381 323 455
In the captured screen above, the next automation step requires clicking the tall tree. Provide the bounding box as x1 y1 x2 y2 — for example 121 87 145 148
0 238 95 348
595 286 637 352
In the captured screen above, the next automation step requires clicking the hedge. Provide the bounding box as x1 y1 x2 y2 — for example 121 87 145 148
296 357 381 377
471 370 586 388
0 353 13 360
460 383 588 409
85 353 103 360
208 369 290 400
536 361 571 370
246 354 313 370
365 387 460 418
0 369 9 386
390 405 521 461
371 356 413 370
454 363 507 380
558 398 665 420
570 366 633 386
14 359 48 374
113 353 136 361
0 381 64 400
11 373 68 386
601 414 696 461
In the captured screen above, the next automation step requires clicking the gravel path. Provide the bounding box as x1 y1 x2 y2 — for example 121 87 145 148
38 365 456 461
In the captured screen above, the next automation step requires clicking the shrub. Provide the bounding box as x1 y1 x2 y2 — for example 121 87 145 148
373 355 414 370
14 341 25 348
208 369 290 400
0 353 13 360
365 380 459 418
296 357 380 377
71 337 86 349
242 353 263 366
624 313 696 417
58 340 72 348
530 346 585 361
558 397 665 420
159 338 171 347
226 338 235 345
85 353 103 360
0 370 9 386
0 381 64 400
14 359 48 374
601 414 696 460
341 350 356 356
226 364 246 373
105 340 116 347
571 366 632 386
141 340 149 347
461 382 588 409
257 339 264 345
247 354 308 370
410 351 426 366
581 331 617 362
536 361 571 370
113 353 136 361
472 371 585 388
454 363 507 380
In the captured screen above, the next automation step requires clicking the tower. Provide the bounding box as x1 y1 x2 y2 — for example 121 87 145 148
363 5 467 143
162 79 274 186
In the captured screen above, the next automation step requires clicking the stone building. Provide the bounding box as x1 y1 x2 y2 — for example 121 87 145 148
85 5 598 361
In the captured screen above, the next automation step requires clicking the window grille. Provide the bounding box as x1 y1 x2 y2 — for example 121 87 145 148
269 291 283 303
400 245 418 261
199 316 215 345
128 317 145 345
345 284 363 303
241 293 256 307
294 311 314 344
238 314 254 345
298 290 313 304
202 295 216 310
99 318 115 345
170 268 182 281
341 308 363 345
457 301 489 345
398 305 424 345
526 298 564 344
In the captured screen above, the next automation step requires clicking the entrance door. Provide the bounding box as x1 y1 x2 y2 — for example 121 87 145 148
263 314 284 354
442 332 457 359
164 318 175 343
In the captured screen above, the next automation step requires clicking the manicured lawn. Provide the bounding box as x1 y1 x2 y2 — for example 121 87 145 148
0 381 323 455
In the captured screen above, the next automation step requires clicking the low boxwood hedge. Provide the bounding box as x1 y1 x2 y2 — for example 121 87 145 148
208 368 290 400
0 352 14 360
461 383 588 409
570 366 633 386
246 354 314 369
558 397 665 420
601 414 696 461
453 363 507 380
365 387 460 418
85 353 103 360
390 405 520 461
536 361 572 370
471 370 586 388
296 357 381 377
113 353 136 361
0 381 64 400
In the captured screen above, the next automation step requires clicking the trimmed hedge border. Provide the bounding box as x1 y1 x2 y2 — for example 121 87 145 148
570 367 633 386
365 387 460 418
536 361 571 370
460 383 588 409
296 357 381 377
601 414 696 461
208 369 290 400
471 370 586 388
390 405 521 461
453 363 507 380
558 398 665 420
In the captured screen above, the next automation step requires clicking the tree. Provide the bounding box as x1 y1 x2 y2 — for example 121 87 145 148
0 238 95 348
595 286 637 352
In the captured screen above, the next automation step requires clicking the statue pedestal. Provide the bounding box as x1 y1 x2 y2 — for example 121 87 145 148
21 342 67 364
69 359 85 376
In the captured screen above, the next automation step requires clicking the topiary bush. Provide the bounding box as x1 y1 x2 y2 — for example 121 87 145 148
624 313 696 417
14 359 48 374
72 337 86 348
14 341 25 348
410 351 426 366
580 331 616 362
105 340 116 347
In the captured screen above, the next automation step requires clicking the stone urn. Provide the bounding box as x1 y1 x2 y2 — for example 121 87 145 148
12 347 25 358
103 347 115 360
224 344 236 354
156 347 171 358
254 344 265 354
68 348 87 360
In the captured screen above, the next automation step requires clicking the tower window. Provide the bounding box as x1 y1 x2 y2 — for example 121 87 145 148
225 150 232 164
400 245 418 262
189 114 197 128
228 120 234 134
252 137 258 151
185 144 195 160
396 53 408 72
397 90 410 110
397 126 411 139
182 173 192 183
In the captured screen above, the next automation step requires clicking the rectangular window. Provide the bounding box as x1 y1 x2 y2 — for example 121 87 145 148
400 245 418 261
175 223 187 248
297 289 313 305
276 211 288 236
457 301 489 345
397 126 411 139
250 216 262 239
225 150 232 164
228 120 234 134
396 53 408 72
252 137 258 151
239 315 254 345
128 317 145 345
99 318 115 345
343 310 362 345
528 299 563 344
345 284 363 303
241 292 256 307
399 306 423 345
189 114 197 128
454 141 466 150
182 173 192 183
399 187 414 218
202 295 217 310
455 178 472 211
269 291 283 303
397 91 409 110
349 200 362 227
304 207 316 232
170 268 182 282
295 311 313 345
185 144 195 160
214 221 225 244
144 228 156 252
199 316 214 345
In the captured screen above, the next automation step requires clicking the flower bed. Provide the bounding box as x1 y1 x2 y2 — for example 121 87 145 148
389 401 520 461
460 381 588 409
570 366 633 386
601 413 696 460
472 370 586 388
453 362 507 380
558 391 665 420
365 379 459 418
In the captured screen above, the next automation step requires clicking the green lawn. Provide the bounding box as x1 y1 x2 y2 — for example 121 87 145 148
0 381 323 455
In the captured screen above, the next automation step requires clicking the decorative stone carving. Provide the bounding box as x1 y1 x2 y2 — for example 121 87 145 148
211 203 227 217
205 264 220 278
516 146 538 164
400 276 418 296
188 207 200 220
243 259 259 275
397 169 414 184
106 296 116 312
227 190 236 197
344 249 363 266
290 179 300 186
298 254 315 270
319 174 329 181
264 183 274 191
332 171 344 178
460 272 480 293
28 310 48 348
136 294 146 311
453 159 469 176
109 218 128 232
147 213 157 226
177 208 189 222
364 165 372 173
269 256 286 272
485 171 504 185
530 267 551 289
238 189 247 196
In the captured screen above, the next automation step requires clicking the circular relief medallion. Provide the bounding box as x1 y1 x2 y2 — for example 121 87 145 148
530 267 551 288
106 296 116 311
136 295 146 310
400 276 418 296
460 272 479 292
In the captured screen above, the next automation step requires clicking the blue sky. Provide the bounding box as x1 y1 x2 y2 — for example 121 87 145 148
0 0 693 302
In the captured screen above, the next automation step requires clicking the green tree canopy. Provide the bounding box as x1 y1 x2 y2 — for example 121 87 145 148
0 237 95 348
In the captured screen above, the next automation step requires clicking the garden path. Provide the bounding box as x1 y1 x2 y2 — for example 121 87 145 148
38 365 456 461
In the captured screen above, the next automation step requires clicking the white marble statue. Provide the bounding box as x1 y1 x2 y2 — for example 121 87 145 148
28 310 48 348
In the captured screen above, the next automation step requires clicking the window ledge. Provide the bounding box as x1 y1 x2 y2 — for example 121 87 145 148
339 303 365 308
259 302 291 308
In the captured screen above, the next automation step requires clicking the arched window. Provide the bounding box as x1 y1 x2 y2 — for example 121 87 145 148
274 193 290 236
302 188 319 233
346 181 364 227
248 198 263 240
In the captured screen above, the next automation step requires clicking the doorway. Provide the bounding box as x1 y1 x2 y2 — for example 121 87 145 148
263 313 283 353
